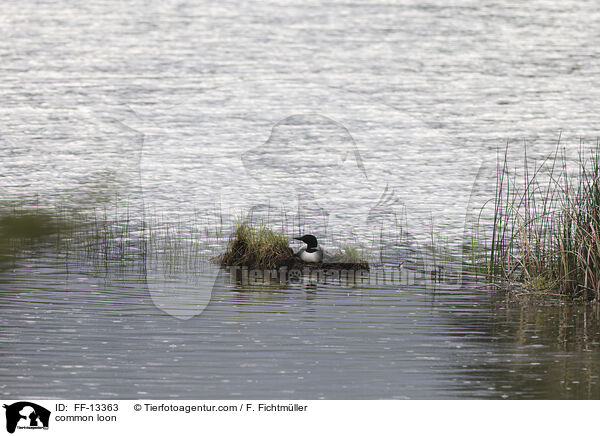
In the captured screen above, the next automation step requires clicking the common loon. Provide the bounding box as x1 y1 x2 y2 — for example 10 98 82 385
294 234 324 263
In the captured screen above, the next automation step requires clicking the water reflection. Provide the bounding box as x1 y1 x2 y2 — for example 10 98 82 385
434 293 600 399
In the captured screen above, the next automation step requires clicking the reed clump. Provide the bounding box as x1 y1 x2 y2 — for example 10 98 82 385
220 220 294 269
484 143 600 300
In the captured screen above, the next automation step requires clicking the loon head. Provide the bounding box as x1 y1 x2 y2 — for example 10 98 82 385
294 234 318 249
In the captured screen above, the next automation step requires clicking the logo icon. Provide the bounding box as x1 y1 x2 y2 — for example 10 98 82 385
3 402 50 434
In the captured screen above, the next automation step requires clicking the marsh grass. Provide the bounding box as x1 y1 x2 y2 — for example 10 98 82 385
220 220 293 269
0 201 147 274
0 201 374 277
144 211 225 275
323 244 370 269
482 142 600 300
339 244 365 263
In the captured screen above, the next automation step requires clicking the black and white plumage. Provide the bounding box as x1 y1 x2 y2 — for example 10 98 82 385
294 234 324 263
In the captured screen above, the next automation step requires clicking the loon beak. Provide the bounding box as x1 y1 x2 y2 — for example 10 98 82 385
294 237 303 241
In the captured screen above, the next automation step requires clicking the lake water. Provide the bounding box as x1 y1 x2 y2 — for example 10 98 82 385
2 0 600 399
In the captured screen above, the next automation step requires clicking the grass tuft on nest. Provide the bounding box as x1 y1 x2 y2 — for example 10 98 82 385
221 220 293 269
325 244 370 267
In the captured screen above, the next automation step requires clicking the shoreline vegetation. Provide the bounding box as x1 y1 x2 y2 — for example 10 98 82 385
1 143 599 301
481 143 600 301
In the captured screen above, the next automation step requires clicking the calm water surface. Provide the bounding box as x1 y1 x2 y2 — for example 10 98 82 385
2 0 600 399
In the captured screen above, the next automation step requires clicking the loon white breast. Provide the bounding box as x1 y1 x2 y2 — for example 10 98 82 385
294 234 324 263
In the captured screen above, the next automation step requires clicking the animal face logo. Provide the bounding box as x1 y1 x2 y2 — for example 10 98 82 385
3 402 50 434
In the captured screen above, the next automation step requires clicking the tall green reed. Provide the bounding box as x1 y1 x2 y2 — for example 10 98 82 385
483 141 600 300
